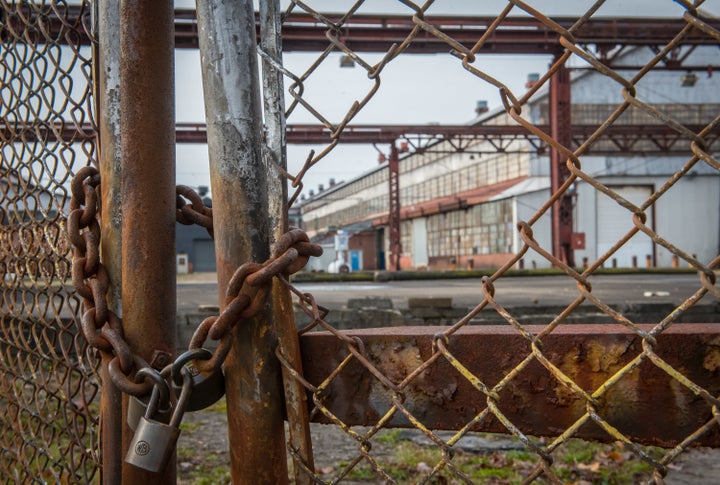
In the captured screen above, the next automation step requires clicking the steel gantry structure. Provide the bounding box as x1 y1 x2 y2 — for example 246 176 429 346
19 8 720 267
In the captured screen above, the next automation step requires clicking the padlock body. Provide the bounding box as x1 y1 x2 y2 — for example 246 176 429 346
174 366 225 412
127 394 172 431
125 416 180 473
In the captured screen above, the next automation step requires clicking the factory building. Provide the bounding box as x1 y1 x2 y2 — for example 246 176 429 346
299 46 720 271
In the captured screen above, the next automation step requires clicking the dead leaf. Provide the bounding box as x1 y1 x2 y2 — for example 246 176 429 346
316 466 333 474
488 452 509 468
576 461 601 472
416 461 432 473
606 450 625 463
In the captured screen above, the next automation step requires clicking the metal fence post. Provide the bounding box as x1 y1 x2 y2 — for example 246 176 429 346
196 1 289 483
119 1 176 483
97 0 123 482
260 1 316 482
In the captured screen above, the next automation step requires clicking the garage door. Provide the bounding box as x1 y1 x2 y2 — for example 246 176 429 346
597 186 654 267
192 238 216 272
412 218 428 268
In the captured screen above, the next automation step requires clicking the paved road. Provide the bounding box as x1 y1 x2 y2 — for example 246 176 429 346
177 273 715 313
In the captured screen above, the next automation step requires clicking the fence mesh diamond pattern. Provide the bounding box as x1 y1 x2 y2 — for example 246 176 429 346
0 2 100 483
256 1 720 483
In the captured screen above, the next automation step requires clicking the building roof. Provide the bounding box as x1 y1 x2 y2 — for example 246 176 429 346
371 176 530 225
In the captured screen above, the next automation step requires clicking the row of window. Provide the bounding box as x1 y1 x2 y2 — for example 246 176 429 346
401 152 527 205
426 200 513 257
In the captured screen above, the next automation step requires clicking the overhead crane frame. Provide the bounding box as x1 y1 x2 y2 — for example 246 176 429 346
20 7 720 267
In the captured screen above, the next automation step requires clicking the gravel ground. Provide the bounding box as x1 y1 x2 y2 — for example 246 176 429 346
175 405 720 484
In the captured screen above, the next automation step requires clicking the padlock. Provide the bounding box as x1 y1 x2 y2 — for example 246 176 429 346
125 366 192 473
127 367 172 431
171 348 225 412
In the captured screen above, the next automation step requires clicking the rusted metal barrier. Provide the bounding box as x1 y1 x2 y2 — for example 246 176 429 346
301 324 720 447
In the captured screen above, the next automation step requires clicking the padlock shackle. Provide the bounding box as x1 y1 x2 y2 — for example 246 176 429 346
170 347 213 386
135 366 170 407
170 366 193 428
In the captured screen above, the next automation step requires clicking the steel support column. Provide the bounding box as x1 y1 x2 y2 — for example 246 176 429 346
388 143 402 271
97 0 122 482
549 59 575 267
119 1 176 482
196 0 289 483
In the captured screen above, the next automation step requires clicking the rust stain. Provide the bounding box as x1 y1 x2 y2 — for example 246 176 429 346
301 325 720 446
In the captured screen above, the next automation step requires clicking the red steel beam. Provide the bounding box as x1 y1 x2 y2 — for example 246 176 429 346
5 8 720 54
3 122 718 154
299 324 720 447
175 12 720 53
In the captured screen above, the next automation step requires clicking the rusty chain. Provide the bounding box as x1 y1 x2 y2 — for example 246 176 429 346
176 185 214 236
68 166 154 397
188 227 322 374
69 169 322 392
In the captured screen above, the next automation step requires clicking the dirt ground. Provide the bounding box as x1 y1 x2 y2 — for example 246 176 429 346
175 402 720 484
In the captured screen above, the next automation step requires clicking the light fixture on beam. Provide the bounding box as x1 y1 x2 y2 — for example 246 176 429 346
681 72 697 87
340 54 355 68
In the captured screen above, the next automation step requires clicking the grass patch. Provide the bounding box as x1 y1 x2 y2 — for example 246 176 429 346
180 421 204 433
376 428 404 444
353 435 661 484
204 397 227 413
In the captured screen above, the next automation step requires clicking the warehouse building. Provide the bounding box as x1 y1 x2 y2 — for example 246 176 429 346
299 46 720 271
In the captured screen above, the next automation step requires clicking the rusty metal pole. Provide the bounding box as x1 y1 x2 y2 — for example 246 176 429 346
196 1 289 483
549 56 575 267
119 1 176 483
388 143 402 271
97 0 122 482
259 1 315 482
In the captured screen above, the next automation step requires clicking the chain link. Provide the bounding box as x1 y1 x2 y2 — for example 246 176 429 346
176 185 213 236
69 170 322 392
68 167 155 397
188 227 323 373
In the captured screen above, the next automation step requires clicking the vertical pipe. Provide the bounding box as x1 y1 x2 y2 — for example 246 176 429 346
195 1 289 483
119 1 176 483
259 2 316 483
97 0 122 482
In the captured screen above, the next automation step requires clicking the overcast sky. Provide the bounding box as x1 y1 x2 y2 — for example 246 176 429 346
174 0 720 195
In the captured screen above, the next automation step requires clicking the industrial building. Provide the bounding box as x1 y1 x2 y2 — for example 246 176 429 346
299 46 720 272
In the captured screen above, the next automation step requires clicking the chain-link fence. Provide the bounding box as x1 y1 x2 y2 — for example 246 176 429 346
250 1 720 483
2 0 720 483
0 2 100 483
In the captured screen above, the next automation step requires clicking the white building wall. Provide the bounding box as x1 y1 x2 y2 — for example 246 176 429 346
574 176 719 267
642 175 718 266
512 173 719 269
302 175 387 230
514 190 553 269
572 47 720 104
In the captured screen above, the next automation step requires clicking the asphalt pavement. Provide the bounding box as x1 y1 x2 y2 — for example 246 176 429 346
177 272 715 313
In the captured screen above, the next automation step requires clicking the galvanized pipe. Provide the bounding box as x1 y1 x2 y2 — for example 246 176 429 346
97 0 122 482
119 0 176 482
196 0 289 482
260 1 316 482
